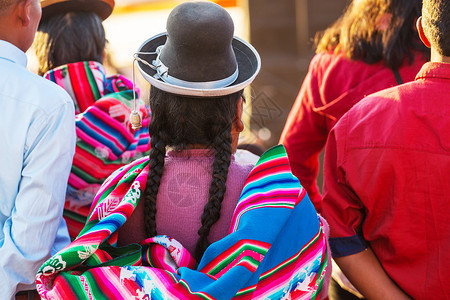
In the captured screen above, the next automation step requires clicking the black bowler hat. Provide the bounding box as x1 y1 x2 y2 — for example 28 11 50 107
40 0 115 22
135 1 261 97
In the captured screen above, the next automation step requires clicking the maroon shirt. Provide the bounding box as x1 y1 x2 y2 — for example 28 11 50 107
280 51 427 212
323 62 450 299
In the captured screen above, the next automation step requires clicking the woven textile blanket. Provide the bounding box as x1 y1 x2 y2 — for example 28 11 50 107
45 61 151 239
36 145 328 299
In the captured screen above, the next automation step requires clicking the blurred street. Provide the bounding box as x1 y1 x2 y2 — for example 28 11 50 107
30 0 350 155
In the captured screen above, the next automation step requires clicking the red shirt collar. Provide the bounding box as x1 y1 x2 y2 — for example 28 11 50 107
416 61 450 81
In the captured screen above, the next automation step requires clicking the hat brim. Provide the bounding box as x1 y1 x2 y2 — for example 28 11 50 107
40 0 114 22
136 33 261 97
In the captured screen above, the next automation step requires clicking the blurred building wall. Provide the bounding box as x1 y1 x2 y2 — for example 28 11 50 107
246 0 350 148
101 0 351 154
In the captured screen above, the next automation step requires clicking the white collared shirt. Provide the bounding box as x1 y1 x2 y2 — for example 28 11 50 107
0 40 75 299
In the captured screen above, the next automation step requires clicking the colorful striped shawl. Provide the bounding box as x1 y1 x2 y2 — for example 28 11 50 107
36 145 328 299
45 61 151 239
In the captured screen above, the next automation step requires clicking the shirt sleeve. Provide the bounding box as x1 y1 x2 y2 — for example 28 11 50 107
279 58 328 212
322 114 367 258
0 96 75 298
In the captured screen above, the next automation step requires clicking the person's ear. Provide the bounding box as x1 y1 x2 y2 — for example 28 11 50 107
417 16 431 48
234 97 244 133
16 0 33 26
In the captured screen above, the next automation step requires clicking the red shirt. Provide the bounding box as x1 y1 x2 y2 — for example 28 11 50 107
280 51 427 212
323 62 450 299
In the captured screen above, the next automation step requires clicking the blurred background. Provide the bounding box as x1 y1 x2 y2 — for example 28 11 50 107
100 0 350 149
28 0 351 187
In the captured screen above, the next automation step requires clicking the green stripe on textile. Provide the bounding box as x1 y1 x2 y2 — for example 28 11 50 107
231 202 296 232
259 228 322 280
311 245 328 300
77 219 100 237
112 91 134 109
85 251 104 266
86 243 142 268
82 271 109 300
117 163 147 185
165 270 179 284
178 281 215 300
76 142 125 166
242 202 295 211
59 272 90 300
208 243 268 276
71 164 100 184
94 184 116 206
256 144 286 166
63 209 88 224
84 61 102 100
235 285 256 297
242 256 260 269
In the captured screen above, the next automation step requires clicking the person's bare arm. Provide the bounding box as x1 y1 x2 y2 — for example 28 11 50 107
334 248 411 300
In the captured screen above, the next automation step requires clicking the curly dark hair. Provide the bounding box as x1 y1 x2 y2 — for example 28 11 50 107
315 0 429 69
422 0 450 56
35 11 105 75
143 87 242 261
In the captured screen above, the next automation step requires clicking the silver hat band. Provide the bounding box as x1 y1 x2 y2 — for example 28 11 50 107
151 46 239 90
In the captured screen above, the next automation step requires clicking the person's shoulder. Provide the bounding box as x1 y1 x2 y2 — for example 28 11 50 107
0 63 73 112
356 79 419 111
309 50 385 95
308 51 338 74
341 86 397 124
232 149 258 178
312 50 343 62
311 50 362 70
234 149 259 166
338 81 417 134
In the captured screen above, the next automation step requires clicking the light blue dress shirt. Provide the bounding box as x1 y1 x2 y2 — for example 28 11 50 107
0 40 76 299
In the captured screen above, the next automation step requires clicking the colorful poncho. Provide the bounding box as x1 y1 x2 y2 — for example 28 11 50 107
45 61 151 238
36 145 328 299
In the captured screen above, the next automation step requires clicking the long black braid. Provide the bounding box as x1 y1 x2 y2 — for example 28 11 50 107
143 133 166 238
195 129 232 260
142 86 241 260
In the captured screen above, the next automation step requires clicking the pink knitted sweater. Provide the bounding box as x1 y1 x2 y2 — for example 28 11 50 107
118 149 256 254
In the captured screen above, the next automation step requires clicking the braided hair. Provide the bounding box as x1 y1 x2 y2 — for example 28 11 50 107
143 86 242 261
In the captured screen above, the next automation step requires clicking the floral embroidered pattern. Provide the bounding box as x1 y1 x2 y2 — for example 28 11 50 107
78 245 96 260
124 181 141 204
41 255 66 275
97 196 121 220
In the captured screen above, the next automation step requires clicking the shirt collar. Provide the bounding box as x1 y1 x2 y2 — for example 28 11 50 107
416 61 450 81
0 40 27 67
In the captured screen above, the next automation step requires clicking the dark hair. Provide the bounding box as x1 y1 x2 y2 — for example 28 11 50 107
315 0 428 70
144 87 242 261
422 0 450 56
35 11 105 75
